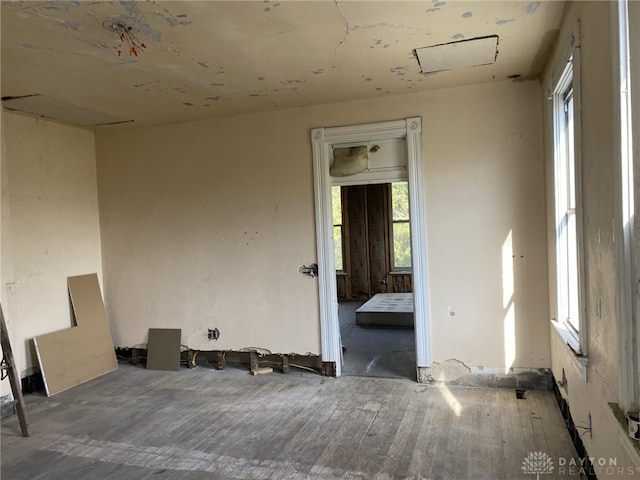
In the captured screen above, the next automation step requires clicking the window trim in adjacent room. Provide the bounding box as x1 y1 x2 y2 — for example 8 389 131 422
331 185 345 272
390 181 412 272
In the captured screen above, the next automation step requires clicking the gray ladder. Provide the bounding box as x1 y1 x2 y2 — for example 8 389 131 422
0 303 29 437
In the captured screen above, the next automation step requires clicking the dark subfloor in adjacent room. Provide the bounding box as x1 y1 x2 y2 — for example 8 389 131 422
339 300 416 380
2 360 580 480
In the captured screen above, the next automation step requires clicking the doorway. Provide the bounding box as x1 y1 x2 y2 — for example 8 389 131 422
311 118 432 380
335 181 416 379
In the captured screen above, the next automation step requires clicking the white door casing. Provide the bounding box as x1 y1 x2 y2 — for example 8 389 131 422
311 118 432 378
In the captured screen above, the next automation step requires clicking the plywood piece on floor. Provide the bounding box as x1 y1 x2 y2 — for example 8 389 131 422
146 328 181 371
33 274 118 396
356 293 414 327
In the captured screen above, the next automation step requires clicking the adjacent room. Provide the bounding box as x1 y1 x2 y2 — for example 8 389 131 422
1 1 639 479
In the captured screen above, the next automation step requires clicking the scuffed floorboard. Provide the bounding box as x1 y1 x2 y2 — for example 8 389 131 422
1 363 580 479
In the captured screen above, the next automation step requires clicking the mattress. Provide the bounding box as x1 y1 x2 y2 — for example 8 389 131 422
355 293 414 328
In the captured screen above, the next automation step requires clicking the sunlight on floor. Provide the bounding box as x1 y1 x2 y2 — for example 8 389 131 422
436 383 462 417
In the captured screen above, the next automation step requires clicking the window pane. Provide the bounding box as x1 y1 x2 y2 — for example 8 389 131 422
554 61 581 338
566 92 576 208
331 186 342 225
393 222 411 268
333 226 343 271
567 212 580 332
392 182 409 221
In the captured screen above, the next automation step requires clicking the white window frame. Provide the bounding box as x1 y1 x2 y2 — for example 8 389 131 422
612 0 640 415
552 29 587 356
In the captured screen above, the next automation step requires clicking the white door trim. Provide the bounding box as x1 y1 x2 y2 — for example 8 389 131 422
311 117 432 378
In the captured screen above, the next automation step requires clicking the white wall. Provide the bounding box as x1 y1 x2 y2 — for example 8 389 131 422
1 111 103 396
544 2 639 475
96 79 550 371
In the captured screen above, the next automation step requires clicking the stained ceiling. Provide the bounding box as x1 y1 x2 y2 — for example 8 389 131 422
1 1 566 128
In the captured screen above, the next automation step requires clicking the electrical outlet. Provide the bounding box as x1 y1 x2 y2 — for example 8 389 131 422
208 328 220 340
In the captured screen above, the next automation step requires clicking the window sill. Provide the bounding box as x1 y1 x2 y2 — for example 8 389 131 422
609 403 640 468
551 319 589 381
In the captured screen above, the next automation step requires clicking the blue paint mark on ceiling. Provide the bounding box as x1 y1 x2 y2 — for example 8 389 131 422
526 2 540 14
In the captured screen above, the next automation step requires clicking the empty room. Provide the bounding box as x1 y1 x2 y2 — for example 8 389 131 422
1 1 639 479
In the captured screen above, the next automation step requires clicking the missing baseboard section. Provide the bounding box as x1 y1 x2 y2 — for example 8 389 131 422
416 360 552 389
553 377 598 480
115 347 324 375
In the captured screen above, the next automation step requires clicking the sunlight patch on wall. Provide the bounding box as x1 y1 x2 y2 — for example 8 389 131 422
502 230 516 372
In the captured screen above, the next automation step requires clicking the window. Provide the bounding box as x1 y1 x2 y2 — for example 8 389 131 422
553 55 585 348
331 185 344 271
391 181 411 270
615 0 639 414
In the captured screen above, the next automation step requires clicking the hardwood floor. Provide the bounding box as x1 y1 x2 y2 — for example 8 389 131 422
2 361 579 479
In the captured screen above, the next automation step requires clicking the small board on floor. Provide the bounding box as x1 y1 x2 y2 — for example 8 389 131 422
147 328 182 371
